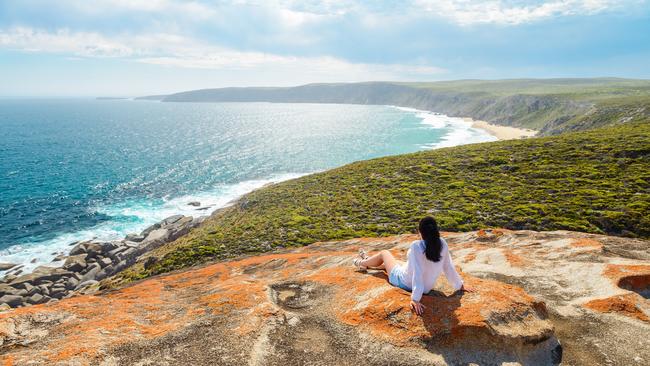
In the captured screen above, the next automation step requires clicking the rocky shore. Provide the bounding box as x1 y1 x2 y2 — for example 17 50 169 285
0 214 205 309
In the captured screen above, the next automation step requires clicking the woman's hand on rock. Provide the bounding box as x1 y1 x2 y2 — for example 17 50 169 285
410 300 426 315
460 284 475 293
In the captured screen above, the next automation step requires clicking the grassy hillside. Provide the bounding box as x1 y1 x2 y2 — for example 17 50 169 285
120 121 650 281
155 78 650 135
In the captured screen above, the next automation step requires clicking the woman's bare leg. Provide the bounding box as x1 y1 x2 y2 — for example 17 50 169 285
360 250 399 274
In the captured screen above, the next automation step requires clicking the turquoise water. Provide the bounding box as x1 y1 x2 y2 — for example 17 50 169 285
0 99 495 270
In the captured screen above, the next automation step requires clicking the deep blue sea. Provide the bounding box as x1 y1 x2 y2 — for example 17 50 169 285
0 99 495 271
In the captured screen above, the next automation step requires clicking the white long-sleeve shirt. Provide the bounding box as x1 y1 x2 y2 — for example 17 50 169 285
397 238 464 302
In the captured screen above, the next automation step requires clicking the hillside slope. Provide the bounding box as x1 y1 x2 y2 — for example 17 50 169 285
155 78 650 135
119 121 649 280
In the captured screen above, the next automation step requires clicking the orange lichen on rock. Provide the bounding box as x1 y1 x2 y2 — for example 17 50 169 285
603 264 650 290
502 249 530 267
476 228 508 241
571 238 603 250
462 253 477 263
584 294 649 322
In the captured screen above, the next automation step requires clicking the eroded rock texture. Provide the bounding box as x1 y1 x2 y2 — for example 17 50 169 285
0 230 647 365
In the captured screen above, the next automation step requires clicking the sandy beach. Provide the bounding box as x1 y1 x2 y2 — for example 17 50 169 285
464 118 537 140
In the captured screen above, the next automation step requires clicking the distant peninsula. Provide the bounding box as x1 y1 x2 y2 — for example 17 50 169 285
140 78 650 135
134 94 168 101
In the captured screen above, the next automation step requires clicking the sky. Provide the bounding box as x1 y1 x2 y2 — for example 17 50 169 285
0 0 649 96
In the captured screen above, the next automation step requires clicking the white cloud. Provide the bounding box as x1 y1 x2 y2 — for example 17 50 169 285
138 54 445 81
60 0 217 19
0 27 133 57
0 26 445 81
410 0 630 25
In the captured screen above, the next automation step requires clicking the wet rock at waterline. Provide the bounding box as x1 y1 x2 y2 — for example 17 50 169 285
0 214 203 310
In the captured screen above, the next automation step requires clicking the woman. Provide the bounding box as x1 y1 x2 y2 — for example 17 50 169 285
353 216 471 315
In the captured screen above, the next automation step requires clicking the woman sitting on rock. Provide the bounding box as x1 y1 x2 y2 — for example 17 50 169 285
353 216 472 315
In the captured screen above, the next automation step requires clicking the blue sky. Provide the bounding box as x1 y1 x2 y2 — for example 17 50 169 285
1 0 649 96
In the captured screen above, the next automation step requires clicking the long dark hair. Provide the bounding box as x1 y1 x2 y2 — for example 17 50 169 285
418 216 442 262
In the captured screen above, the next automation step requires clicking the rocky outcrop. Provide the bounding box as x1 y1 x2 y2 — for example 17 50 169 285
446 229 650 365
0 230 647 365
0 214 204 309
0 232 562 365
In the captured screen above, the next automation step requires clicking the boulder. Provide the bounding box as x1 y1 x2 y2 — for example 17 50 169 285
111 260 129 274
3 274 17 283
65 277 79 290
38 284 50 296
83 242 104 256
14 289 28 297
107 246 128 261
161 215 184 227
143 228 170 244
26 293 44 305
19 282 38 295
124 233 145 242
10 267 73 287
116 248 138 263
75 280 99 291
80 263 101 283
69 241 92 256
63 254 88 272
5 264 24 276
0 263 17 271
167 216 194 241
140 222 161 237
51 255 66 262
96 266 113 281
0 284 19 297
191 216 206 226
98 257 113 268
50 287 67 300
0 294 23 307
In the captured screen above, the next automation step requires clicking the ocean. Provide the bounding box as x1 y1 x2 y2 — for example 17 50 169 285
0 99 496 271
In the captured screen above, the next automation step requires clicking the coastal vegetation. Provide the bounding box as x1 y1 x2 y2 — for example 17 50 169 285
153 78 650 135
120 120 650 281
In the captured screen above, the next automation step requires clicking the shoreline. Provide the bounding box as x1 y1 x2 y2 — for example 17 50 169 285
0 173 307 275
390 105 537 141
0 107 529 275
464 117 537 140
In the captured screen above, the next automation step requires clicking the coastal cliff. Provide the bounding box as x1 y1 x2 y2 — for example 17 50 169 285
151 78 650 135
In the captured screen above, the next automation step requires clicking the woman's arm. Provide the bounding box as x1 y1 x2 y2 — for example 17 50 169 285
409 242 426 315
442 242 464 291
410 244 425 302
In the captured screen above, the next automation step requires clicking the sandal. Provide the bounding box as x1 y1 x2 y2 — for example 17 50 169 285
358 248 368 260
353 258 367 271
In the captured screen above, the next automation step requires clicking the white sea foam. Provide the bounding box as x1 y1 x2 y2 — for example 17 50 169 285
390 105 497 149
0 173 306 274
